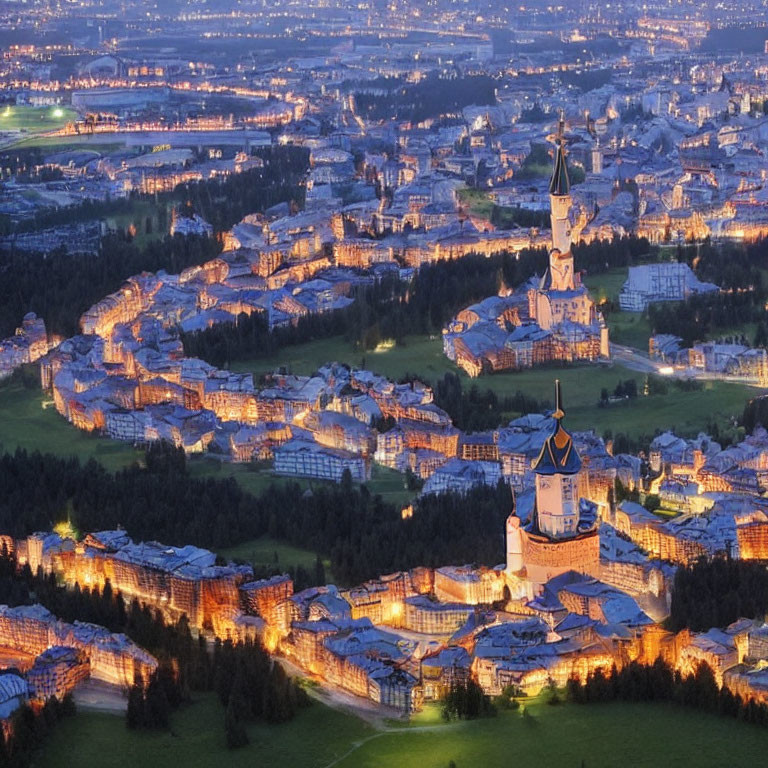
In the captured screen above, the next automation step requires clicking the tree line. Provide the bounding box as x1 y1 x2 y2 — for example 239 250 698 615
441 679 496 721
0 233 220 339
0 443 512 587
430 371 551 432
740 395 768 435
126 636 308 749
181 235 655 369
176 145 309 232
667 557 768 633
1 693 77 768
0 145 310 339
353 74 497 123
0 549 308 749
648 238 768 347
490 205 549 230
180 305 349 370
0 145 308 238
566 658 768 728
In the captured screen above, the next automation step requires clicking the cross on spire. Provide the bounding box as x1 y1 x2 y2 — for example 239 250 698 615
553 379 564 420
549 113 570 197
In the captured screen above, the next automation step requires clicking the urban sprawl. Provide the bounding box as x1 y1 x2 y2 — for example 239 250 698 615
2 0 768 761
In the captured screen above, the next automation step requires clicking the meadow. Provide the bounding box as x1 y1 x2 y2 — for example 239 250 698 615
232 333 755 440
0 379 415 504
583 266 654 348
35 694 768 768
217 535 332 580
0 105 77 134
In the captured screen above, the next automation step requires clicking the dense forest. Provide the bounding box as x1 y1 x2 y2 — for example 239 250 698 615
0 692 76 768
180 304 346 369
0 145 310 338
700 24 768 54
0 233 220 339
667 557 768 633
442 679 497 721
353 74 497 123
431 372 551 432
0 443 512 586
490 205 549 230
649 238 768 347
176 145 309 232
0 195 136 236
741 394 768 435
182 235 655 367
566 658 768 727
0 552 307 749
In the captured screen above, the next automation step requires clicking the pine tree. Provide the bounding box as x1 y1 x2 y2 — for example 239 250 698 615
61 692 77 718
144 673 171 729
313 555 326 586
126 677 145 729
225 697 249 749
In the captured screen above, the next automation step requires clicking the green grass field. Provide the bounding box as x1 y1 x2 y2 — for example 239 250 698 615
0 329 756 486
232 335 454 385
217 535 331 578
605 310 653 349
0 379 415 505
457 187 493 218
233 334 755 440
337 700 768 768
582 268 654 349
37 695 372 768
7 135 124 151
583 266 628 304
0 379 143 473
0 105 77 133
36 695 768 768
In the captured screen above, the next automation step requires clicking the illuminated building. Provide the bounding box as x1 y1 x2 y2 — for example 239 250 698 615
506 382 600 594
0 604 156 689
444 117 609 377
527 117 609 359
0 313 51 381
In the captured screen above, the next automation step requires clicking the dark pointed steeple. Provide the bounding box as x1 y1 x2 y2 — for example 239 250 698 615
532 380 581 476
548 112 570 197
719 73 732 95
553 378 564 419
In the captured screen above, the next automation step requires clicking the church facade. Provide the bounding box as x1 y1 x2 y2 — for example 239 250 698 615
527 117 609 360
443 117 610 377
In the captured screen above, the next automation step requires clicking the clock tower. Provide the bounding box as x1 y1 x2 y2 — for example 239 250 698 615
532 380 581 539
505 380 600 591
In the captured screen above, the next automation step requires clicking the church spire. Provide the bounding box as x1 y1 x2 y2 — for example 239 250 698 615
553 378 564 420
549 112 570 197
532 380 581 476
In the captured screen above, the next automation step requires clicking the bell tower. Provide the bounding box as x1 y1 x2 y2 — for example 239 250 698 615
532 381 581 539
547 113 575 292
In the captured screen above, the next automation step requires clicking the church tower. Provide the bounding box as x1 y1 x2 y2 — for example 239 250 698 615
532 380 581 539
506 380 600 593
544 114 575 292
